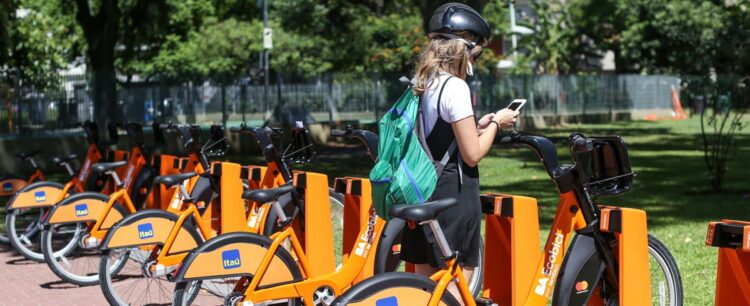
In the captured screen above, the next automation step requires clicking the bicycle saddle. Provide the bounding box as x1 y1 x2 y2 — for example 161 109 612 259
389 198 458 222
242 182 295 203
154 172 197 188
16 151 41 160
51 154 78 165
92 160 128 173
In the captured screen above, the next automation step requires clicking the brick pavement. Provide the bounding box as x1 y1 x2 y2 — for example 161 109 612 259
0 244 108 306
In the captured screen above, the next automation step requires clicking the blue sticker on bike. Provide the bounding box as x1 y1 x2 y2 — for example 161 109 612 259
3 182 12 192
34 191 46 202
137 223 154 239
75 204 89 217
222 249 241 269
376 296 398 306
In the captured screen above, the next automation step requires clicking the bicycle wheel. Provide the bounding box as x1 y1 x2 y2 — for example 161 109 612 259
98 218 203 305
0 197 10 244
333 272 461 306
6 207 46 261
597 234 683 306
173 234 304 306
42 204 129 286
646 234 683 306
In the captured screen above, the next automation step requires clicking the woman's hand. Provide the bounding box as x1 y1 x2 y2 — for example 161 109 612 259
477 113 494 135
494 108 520 129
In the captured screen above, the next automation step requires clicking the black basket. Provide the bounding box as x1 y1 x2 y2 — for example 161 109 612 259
284 126 316 165
578 136 634 197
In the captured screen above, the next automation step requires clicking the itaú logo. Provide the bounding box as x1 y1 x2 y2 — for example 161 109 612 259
222 249 241 269
75 204 89 217
137 223 154 239
3 182 13 192
34 191 46 202
534 230 564 296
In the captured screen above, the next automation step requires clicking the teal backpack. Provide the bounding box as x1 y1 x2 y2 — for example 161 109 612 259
370 77 457 220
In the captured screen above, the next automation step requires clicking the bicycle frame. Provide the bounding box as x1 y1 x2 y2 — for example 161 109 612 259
43 144 152 242
140 162 276 268
174 175 391 306
0 168 44 196
8 143 104 210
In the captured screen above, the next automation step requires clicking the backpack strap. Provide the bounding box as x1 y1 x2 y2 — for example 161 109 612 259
416 76 460 183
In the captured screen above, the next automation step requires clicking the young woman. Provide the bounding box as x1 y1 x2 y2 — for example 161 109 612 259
401 3 519 303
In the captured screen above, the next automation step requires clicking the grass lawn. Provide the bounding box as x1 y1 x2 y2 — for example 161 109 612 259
299 116 749 305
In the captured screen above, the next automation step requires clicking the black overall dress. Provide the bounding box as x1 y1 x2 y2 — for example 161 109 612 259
400 77 482 268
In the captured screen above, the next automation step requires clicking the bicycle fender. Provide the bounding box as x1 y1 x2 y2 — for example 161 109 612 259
0 176 28 196
44 192 116 226
98 209 201 254
173 232 302 287
551 234 605 306
7 181 65 209
374 218 405 274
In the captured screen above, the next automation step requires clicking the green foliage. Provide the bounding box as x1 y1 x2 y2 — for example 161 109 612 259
519 0 577 74
1 0 82 87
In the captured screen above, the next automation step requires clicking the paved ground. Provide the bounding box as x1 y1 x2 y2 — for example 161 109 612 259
0 244 108 306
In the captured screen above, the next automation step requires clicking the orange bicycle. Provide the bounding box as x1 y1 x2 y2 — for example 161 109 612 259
38 122 181 286
334 132 683 306
95 124 346 306
5 121 127 261
166 127 473 306
0 150 48 244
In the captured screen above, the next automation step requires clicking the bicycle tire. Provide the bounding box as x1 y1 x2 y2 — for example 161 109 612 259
42 203 129 286
645 234 683 306
99 219 203 305
6 207 46 262
332 272 461 306
172 234 304 306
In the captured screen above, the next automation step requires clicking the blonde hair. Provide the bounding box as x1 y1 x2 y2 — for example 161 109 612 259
413 32 484 95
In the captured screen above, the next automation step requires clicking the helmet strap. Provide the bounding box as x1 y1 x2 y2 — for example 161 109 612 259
466 49 474 76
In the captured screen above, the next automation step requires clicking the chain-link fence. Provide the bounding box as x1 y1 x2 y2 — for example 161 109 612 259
0 71 686 136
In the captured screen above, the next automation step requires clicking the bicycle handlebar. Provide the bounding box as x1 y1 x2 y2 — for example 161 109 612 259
570 133 593 153
330 126 379 162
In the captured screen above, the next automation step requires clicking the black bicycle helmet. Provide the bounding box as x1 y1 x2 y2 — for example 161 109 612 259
428 2 491 43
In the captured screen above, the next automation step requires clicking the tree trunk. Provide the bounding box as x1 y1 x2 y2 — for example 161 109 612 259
75 0 120 135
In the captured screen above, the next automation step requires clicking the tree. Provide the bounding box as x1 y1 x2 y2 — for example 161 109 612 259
73 0 119 129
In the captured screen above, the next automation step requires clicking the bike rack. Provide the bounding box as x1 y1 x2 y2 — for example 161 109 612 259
706 220 750 305
480 193 541 306
598 206 651 305
293 171 336 277
335 176 377 282
147 154 184 210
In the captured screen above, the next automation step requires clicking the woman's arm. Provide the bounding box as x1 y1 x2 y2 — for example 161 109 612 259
453 109 519 167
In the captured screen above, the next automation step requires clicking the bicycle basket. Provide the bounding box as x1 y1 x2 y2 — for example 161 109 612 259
582 136 634 197
284 125 316 165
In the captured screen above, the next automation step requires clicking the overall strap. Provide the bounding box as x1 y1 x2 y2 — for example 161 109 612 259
416 76 460 182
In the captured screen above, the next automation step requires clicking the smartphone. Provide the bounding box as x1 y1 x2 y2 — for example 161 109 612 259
506 99 527 111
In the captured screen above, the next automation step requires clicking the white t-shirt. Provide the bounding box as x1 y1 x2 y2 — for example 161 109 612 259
421 73 474 136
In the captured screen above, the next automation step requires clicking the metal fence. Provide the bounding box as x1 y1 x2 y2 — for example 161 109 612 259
0 72 684 136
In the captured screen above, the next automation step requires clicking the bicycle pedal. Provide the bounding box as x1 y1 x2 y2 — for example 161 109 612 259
475 297 497 306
